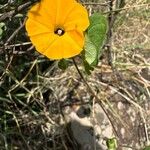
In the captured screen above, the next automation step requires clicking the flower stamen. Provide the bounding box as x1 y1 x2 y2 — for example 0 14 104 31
54 28 65 36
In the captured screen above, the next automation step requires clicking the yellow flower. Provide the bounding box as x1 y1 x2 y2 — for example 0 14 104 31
25 0 89 60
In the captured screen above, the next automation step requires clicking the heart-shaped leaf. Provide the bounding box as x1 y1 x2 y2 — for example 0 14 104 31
83 13 107 73
88 13 107 55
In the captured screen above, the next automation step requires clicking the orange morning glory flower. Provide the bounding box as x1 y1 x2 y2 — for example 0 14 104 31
25 0 89 60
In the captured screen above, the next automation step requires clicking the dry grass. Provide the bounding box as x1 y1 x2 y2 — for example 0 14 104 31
0 0 150 149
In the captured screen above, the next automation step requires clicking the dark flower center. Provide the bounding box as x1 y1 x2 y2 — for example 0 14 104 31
54 28 65 36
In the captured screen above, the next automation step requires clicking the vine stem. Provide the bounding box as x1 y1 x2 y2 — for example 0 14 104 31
72 58 119 138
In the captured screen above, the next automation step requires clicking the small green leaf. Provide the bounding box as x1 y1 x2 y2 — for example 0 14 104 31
83 60 94 75
0 22 6 39
106 138 117 150
15 14 24 18
0 22 5 28
0 28 3 36
58 59 69 70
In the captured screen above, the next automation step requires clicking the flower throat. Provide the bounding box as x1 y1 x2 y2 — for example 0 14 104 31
54 28 65 36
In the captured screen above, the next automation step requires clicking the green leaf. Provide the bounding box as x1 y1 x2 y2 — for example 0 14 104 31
88 13 107 51
83 13 107 73
84 34 98 65
58 59 69 70
0 22 6 39
15 14 24 18
0 22 5 28
83 60 94 75
0 28 3 37
106 138 117 150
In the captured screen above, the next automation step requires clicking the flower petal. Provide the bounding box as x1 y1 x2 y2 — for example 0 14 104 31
26 18 53 37
43 31 84 59
54 0 77 25
27 0 56 28
29 33 58 54
64 3 89 31
67 30 84 48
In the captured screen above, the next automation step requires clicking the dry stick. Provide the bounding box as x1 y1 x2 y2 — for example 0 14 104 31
83 2 109 6
104 0 124 81
11 113 32 150
0 2 32 22
5 18 27 46
96 80 144 111
105 0 150 145
105 0 114 66
0 20 27 81
2 42 31 50
140 111 150 146
0 54 13 81
104 3 150 14
0 42 32 55
72 58 119 138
